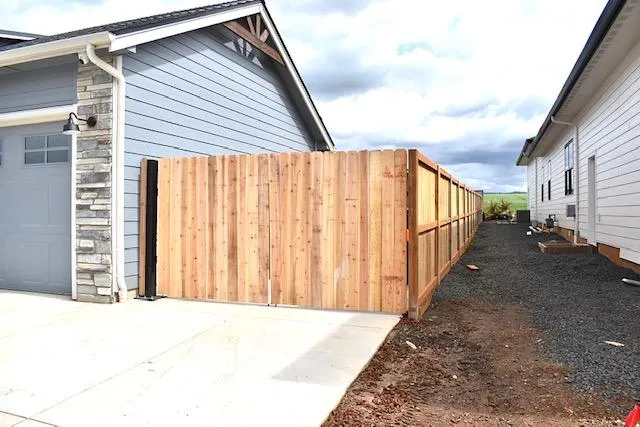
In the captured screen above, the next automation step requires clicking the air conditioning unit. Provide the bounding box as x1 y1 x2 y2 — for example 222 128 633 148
566 204 576 217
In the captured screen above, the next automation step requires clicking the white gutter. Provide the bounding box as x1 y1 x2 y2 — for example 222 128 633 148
0 32 113 68
85 44 127 302
551 116 579 244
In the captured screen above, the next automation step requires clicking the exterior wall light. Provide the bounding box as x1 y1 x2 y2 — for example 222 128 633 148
63 112 97 135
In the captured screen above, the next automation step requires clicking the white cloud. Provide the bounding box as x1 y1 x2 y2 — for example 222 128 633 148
0 0 608 191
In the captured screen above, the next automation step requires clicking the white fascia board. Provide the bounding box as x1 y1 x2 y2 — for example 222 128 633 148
0 104 77 129
109 3 261 52
258 5 334 150
0 32 113 68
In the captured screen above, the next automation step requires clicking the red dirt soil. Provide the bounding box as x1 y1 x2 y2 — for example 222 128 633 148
324 301 629 426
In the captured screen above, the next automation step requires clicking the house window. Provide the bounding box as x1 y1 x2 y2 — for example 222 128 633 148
541 184 544 202
24 134 70 165
547 160 551 201
564 140 574 195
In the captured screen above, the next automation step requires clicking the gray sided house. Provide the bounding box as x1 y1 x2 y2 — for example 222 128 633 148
0 0 334 303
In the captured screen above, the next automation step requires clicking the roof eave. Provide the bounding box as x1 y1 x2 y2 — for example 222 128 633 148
518 0 627 162
0 32 114 68
259 3 334 150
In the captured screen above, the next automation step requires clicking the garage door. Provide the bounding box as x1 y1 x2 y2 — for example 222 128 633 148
0 122 71 294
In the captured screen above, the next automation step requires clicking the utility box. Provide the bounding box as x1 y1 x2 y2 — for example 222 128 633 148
516 210 530 224
566 204 576 217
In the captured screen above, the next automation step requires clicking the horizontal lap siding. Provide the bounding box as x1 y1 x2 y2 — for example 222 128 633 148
527 162 537 218
0 59 77 113
531 37 640 260
534 138 576 229
123 27 317 290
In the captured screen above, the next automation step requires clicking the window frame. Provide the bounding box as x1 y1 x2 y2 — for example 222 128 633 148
564 139 574 195
547 159 551 201
23 133 71 167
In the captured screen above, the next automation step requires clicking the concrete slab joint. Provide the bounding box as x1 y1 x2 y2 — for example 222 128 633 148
75 56 115 304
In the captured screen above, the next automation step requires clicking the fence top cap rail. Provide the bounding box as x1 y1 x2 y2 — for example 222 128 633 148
409 149 482 198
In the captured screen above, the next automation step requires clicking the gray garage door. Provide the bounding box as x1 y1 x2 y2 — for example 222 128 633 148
0 122 71 294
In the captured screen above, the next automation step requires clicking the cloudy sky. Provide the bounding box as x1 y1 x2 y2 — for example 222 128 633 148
1 0 607 191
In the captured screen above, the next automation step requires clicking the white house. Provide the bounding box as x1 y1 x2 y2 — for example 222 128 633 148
517 0 640 273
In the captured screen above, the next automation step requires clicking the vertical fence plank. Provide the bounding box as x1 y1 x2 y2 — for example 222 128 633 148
359 151 370 311
310 152 323 308
334 151 346 308
368 151 382 311
138 158 148 297
344 151 359 309
393 150 407 312
157 159 170 295
407 150 418 318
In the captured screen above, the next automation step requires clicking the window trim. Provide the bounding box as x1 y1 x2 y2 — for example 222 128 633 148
564 140 574 196
23 133 71 167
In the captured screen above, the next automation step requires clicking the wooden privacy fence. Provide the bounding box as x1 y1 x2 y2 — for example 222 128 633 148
407 151 483 318
139 149 482 317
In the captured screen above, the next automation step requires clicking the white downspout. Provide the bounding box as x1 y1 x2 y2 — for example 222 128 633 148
85 44 128 301
551 116 579 244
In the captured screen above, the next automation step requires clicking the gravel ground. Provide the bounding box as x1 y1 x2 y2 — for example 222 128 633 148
436 222 640 399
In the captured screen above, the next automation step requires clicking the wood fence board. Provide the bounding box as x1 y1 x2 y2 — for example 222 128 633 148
345 151 359 309
368 151 383 311
320 151 333 309
359 151 370 310
310 151 323 308
393 150 407 312
138 158 148 297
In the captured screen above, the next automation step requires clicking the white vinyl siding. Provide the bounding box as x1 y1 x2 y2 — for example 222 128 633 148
527 161 537 219
528 36 640 261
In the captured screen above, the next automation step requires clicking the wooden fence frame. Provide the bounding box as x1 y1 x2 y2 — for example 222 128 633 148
407 150 482 319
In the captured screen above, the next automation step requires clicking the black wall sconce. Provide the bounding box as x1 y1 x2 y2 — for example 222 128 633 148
62 112 97 135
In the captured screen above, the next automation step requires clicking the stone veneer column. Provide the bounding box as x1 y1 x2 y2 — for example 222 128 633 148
75 56 115 303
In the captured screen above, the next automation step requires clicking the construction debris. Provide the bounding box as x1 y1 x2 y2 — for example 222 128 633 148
406 340 417 350
466 264 480 271
622 278 640 287
604 341 625 347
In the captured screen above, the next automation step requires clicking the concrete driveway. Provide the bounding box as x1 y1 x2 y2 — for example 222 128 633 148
0 291 399 427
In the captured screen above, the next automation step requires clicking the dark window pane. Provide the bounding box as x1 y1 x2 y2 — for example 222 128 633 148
47 134 70 148
25 151 45 164
47 149 69 163
25 136 46 150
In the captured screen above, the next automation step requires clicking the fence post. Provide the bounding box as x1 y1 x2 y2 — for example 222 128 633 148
407 150 419 319
435 166 441 284
448 176 452 266
138 158 163 300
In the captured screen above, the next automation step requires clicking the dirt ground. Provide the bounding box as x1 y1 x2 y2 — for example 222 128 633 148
324 300 627 426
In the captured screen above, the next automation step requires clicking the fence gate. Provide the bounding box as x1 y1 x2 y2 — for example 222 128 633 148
139 151 408 314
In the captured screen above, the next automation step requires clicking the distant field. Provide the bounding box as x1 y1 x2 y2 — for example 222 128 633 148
483 193 528 213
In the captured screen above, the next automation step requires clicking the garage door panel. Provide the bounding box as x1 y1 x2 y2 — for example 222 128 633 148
19 241 48 286
48 182 70 227
19 183 47 226
0 238 6 284
49 240 71 288
0 124 71 295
